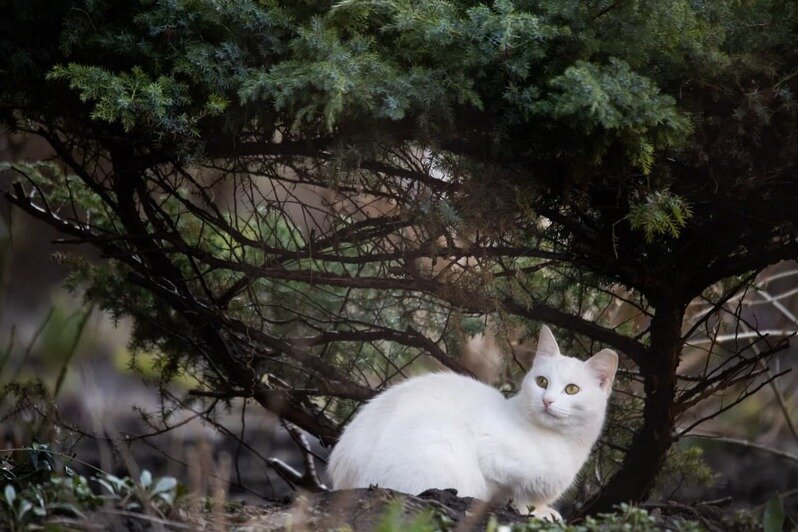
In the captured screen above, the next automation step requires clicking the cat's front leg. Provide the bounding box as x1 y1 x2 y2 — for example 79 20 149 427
479 443 565 522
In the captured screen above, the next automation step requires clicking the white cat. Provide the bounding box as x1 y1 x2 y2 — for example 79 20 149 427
327 325 618 521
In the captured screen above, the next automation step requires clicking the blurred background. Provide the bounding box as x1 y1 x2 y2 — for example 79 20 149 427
1 130 796 516
0 131 307 504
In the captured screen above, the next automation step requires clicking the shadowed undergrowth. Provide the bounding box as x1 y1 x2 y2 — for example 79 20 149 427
2 444 780 531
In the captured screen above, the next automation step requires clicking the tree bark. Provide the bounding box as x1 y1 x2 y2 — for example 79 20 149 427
579 298 686 515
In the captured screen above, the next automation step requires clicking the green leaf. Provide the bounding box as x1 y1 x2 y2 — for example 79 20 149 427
4 484 15 507
47 502 86 519
17 499 33 520
764 495 785 532
151 476 177 496
96 474 126 495
139 470 152 489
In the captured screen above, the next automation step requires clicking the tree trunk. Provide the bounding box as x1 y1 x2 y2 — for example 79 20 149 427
579 298 685 515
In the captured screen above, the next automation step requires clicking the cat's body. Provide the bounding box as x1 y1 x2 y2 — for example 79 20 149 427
328 326 617 520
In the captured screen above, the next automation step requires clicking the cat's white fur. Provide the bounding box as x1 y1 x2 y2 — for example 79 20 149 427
327 325 618 521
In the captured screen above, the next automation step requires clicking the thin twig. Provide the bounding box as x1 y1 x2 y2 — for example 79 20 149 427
683 433 798 466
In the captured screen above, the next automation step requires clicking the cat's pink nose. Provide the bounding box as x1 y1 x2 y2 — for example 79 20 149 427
543 398 554 408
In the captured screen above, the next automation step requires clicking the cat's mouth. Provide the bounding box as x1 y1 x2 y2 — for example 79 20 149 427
542 408 564 419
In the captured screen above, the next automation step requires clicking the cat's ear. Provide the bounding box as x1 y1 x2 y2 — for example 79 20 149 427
586 349 618 391
536 325 560 358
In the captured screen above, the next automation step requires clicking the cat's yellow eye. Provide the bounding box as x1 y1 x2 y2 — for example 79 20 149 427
535 376 548 389
564 383 580 395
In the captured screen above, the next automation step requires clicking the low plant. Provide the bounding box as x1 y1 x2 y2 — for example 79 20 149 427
0 444 182 530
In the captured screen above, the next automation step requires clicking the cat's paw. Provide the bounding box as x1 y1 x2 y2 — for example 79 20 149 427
511 500 562 522
531 505 562 522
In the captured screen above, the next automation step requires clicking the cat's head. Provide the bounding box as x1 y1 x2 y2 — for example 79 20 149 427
519 325 618 432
